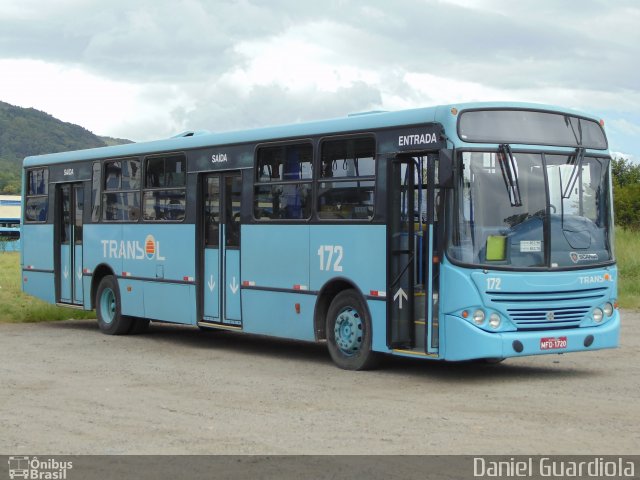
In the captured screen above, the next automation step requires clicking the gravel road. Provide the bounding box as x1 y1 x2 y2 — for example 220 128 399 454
1 311 638 455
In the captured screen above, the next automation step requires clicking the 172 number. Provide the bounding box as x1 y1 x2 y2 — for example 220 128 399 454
318 245 344 272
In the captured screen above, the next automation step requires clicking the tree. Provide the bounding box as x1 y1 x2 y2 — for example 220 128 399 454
611 157 640 230
611 157 640 187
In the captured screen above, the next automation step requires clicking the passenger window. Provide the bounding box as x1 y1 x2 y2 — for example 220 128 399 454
102 158 141 222
24 168 49 223
318 137 376 220
254 143 312 220
143 154 187 222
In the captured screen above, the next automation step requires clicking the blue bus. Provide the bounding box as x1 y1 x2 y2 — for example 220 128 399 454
1 196 21 252
21 102 620 369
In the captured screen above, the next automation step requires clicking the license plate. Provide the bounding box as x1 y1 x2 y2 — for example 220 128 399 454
540 336 567 350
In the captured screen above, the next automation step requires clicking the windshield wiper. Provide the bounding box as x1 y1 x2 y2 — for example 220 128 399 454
498 144 523 207
564 115 583 146
562 147 585 199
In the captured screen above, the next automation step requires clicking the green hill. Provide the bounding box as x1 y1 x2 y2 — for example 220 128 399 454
0 101 132 194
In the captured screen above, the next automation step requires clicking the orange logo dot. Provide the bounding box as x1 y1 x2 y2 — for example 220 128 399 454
145 235 156 259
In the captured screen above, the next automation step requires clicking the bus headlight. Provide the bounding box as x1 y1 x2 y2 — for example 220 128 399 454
473 309 485 325
593 308 604 323
603 302 614 317
489 313 501 329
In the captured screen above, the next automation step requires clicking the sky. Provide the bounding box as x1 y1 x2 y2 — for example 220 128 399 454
0 0 638 160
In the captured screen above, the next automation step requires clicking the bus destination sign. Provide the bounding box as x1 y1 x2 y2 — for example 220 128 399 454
393 124 445 152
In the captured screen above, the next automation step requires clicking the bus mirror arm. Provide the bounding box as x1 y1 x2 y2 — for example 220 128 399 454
437 148 454 188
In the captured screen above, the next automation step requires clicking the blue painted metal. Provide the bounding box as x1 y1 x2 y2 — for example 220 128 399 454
242 225 310 290
119 279 145 318
22 271 56 304
225 248 241 321
442 312 620 361
241 223 387 344
309 225 386 294
143 282 195 324
82 223 196 322
59 244 72 302
241 290 316 341
21 225 54 271
367 300 389 353
73 244 83 304
203 247 220 321
437 258 619 359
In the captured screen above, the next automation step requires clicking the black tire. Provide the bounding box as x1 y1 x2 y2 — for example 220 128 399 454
326 289 381 370
128 317 150 334
95 275 132 335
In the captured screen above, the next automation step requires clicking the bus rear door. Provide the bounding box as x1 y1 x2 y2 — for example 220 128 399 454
200 172 243 328
57 183 84 305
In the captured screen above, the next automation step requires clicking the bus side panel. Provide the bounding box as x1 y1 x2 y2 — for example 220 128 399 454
241 224 312 338
21 224 54 271
83 224 196 323
22 271 56 304
241 290 316 340
241 225 310 289
83 223 123 284
143 282 196 325
21 224 55 303
119 279 146 318
367 299 391 353
118 225 195 286
309 225 387 297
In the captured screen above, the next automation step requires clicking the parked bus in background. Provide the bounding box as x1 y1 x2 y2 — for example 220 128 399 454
21 102 620 369
0 195 21 252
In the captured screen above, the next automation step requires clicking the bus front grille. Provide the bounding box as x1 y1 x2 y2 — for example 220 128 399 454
486 287 607 330
506 307 589 330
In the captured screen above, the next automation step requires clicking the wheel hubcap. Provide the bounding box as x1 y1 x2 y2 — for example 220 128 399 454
100 288 116 324
334 306 363 355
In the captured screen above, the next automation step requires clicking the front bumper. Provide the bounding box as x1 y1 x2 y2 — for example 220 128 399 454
442 311 620 361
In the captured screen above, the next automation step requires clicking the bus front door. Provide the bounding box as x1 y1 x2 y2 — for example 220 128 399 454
200 172 243 328
388 156 439 354
58 183 84 305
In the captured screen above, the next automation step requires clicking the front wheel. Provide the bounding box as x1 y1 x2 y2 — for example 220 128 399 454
96 275 132 335
326 289 380 370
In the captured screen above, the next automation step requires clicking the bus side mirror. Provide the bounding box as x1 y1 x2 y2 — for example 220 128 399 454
438 149 454 188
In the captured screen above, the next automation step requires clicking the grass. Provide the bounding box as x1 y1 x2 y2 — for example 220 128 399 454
1 228 638 323
0 252 95 323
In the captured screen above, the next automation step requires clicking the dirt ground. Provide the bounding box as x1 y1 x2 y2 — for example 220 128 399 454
0 311 638 455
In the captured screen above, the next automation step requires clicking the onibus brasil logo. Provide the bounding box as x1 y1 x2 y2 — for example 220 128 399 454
101 234 166 261
8 456 73 479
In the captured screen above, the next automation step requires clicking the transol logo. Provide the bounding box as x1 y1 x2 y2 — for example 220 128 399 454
101 235 166 261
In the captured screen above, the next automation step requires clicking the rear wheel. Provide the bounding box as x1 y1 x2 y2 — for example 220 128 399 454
96 275 132 335
326 289 380 370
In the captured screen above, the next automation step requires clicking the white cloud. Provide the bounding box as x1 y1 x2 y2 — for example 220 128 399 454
0 59 143 134
0 0 638 159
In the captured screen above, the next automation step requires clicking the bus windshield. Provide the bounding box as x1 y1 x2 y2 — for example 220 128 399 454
448 151 613 269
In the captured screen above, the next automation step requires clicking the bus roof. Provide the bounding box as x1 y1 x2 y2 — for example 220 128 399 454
22 101 602 167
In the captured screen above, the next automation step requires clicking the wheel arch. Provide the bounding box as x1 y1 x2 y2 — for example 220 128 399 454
313 277 371 341
90 263 116 309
